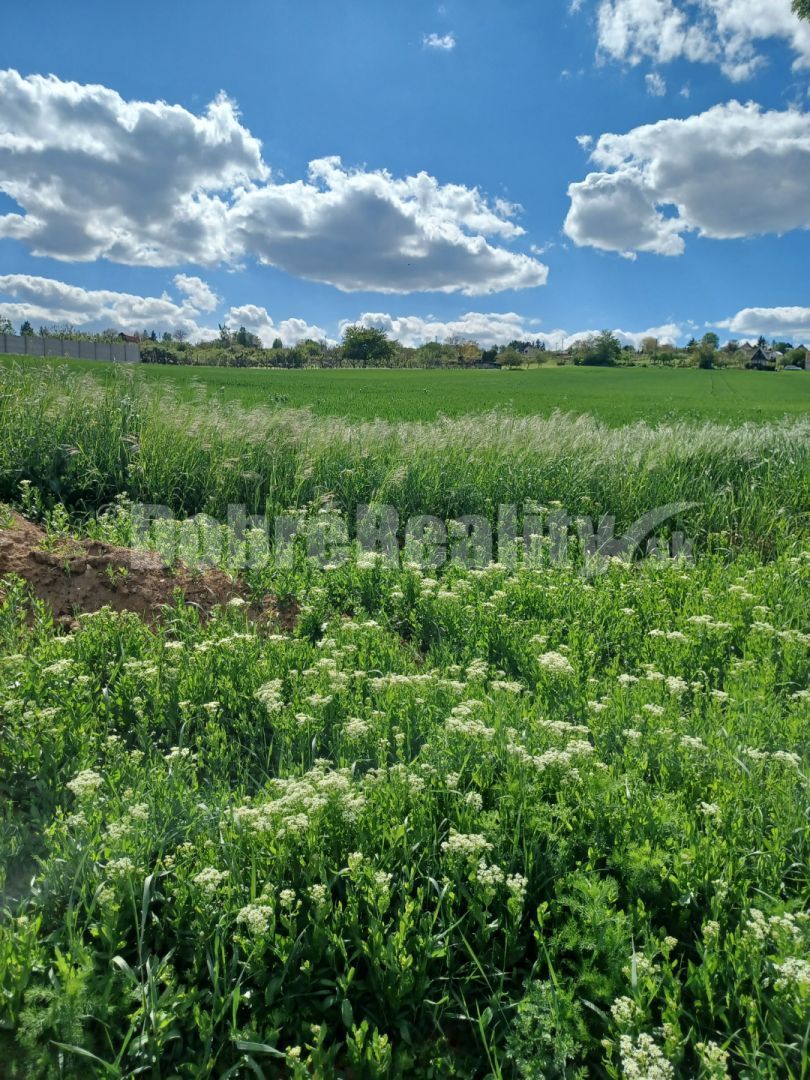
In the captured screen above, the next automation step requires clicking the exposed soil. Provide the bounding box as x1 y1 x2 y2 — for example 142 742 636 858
0 512 296 629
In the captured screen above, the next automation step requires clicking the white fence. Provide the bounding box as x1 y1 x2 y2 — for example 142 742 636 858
0 332 141 363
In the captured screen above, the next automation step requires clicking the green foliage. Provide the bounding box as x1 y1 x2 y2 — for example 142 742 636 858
0 365 808 547
574 330 622 366
0 536 809 1075
342 324 396 366
697 343 716 369
6 354 810 425
0 364 809 1074
793 0 810 21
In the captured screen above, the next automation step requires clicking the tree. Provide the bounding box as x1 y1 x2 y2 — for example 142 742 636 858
20 320 34 336
576 330 622 366
271 337 284 350
701 332 719 350
640 337 659 354
793 0 810 21
697 342 715 369
341 325 396 367
784 346 807 368
497 347 523 368
0 316 13 334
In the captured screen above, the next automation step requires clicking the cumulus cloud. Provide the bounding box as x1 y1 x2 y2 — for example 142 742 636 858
0 271 329 345
347 311 683 349
226 304 334 346
230 157 546 295
645 72 667 96
423 32 456 50
565 101 810 256
173 274 220 312
715 305 810 340
593 0 810 81
0 273 215 336
0 70 265 266
0 69 546 295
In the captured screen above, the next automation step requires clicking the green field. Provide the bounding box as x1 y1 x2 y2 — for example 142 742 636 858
2 353 809 424
2 362 810 1077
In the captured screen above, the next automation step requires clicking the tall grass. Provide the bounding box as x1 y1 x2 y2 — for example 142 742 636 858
0 363 808 548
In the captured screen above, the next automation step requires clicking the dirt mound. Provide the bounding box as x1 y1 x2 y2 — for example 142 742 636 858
0 513 291 628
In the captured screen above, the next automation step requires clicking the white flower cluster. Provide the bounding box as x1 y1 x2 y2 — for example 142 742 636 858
255 679 284 713
476 860 505 890
774 957 810 993
665 676 689 697
106 856 135 879
343 717 370 740
237 902 272 936
193 867 229 894
610 995 638 1026
680 735 707 752
66 769 103 798
695 1040 730 1080
745 907 808 944
441 830 493 858
506 873 528 904
743 747 801 769
446 709 495 741
233 764 365 838
537 651 574 676
617 1033 673 1080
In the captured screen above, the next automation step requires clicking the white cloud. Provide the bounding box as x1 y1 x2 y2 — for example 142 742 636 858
0 70 546 296
565 100 810 256
423 32 456 50
173 274 220 312
0 271 328 344
0 70 265 266
0 273 216 334
593 0 810 82
715 305 810 340
346 311 684 348
230 156 546 295
645 72 667 96
226 304 334 346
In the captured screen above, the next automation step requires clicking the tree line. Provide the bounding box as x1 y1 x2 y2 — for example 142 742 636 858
2 316 806 370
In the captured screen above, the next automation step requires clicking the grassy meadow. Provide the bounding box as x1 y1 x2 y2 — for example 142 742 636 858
0 362 809 1077
2 353 809 424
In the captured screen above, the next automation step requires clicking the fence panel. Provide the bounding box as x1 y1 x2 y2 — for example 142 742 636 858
0 332 140 362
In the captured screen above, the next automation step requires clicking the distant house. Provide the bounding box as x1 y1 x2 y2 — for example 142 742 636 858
118 333 140 343
474 360 500 369
747 346 778 370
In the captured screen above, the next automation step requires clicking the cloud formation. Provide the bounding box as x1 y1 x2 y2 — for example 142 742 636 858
226 304 333 346
715 305 810 340
0 272 328 344
0 70 546 295
645 72 667 96
423 32 456 50
594 0 810 81
0 273 211 335
349 311 683 348
565 101 810 257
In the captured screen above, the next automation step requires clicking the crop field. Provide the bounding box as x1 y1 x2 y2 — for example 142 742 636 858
2 353 809 425
0 364 809 1077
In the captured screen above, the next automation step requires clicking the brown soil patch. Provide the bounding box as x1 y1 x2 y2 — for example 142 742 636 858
0 512 296 629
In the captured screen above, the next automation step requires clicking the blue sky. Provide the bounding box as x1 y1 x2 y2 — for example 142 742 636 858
0 0 809 347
